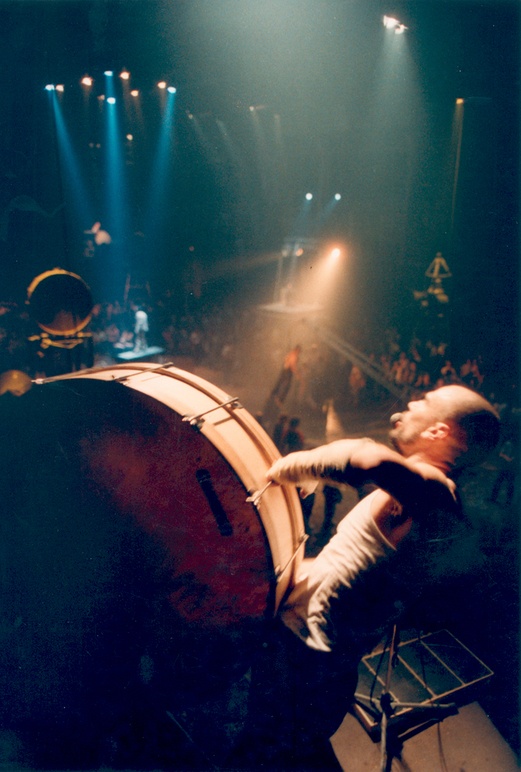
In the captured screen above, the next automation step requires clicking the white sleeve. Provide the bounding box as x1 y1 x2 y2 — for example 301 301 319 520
267 439 375 486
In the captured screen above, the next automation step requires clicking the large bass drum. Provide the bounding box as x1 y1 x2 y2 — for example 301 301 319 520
0 363 305 767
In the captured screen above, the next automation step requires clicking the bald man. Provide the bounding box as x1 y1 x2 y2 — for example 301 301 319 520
232 385 500 771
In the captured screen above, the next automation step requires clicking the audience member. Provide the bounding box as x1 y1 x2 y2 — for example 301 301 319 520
281 416 305 455
272 413 289 453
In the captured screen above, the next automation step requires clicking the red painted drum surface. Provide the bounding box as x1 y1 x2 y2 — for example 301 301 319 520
0 362 305 764
66 362 305 628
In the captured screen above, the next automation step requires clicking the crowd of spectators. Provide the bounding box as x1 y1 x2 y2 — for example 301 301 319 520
88 293 249 372
0 291 515 421
374 330 485 394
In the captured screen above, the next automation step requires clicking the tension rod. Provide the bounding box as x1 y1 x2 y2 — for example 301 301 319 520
183 397 242 428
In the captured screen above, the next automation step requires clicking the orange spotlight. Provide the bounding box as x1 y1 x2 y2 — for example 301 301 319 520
81 76 93 87
120 69 130 80
157 81 167 90
294 242 347 310
130 89 139 97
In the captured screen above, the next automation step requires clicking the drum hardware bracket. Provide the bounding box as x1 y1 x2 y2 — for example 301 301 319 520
246 480 272 507
183 397 242 429
275 533 308 581
110 363 176 382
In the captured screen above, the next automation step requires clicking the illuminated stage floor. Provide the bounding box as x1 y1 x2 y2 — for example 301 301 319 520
331 701 519 771
258 301 323 315
116 346 165 361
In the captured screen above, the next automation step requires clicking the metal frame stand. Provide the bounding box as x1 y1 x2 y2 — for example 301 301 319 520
356 626 459 772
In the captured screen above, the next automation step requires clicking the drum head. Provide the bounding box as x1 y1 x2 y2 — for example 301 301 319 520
27 268 93 335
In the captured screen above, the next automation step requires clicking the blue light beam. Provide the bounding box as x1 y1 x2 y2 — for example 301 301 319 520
102 70 130 300
144 87 177 247
288 192 315 240
314 194 343 231
47 89 94 232
103 71 129 250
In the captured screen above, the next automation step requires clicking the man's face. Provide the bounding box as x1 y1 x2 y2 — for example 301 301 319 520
389 389 449 455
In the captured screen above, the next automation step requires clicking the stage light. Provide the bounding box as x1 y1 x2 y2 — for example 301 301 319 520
56 84 64 92
104 70 113 77
107 97 116 105
383 15 407 33
44 84 55 91
456 98 464 105
383 15 399 28
98 94 105 101
130 89 139 97
167 86 177 94
81 76 93 87
294 242 347 310
157 81 167 89
334 193 342 201
120 69 130 80
126 134 133 141
305 193 313 201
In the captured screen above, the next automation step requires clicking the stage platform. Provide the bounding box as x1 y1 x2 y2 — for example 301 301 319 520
257 301 323 315
115 346 165 361
330 629 518 770
332 702 519 771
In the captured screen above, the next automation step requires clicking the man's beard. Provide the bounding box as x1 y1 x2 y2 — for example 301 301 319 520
389 433 401 452
388 412 415 455
388 412 403 451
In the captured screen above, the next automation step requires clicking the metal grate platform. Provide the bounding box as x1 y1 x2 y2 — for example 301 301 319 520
353 629 494 743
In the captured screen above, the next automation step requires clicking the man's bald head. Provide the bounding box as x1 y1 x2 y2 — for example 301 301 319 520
424 385 500 468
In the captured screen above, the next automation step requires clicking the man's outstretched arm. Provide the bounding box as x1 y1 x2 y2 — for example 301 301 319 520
267 439 456 511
